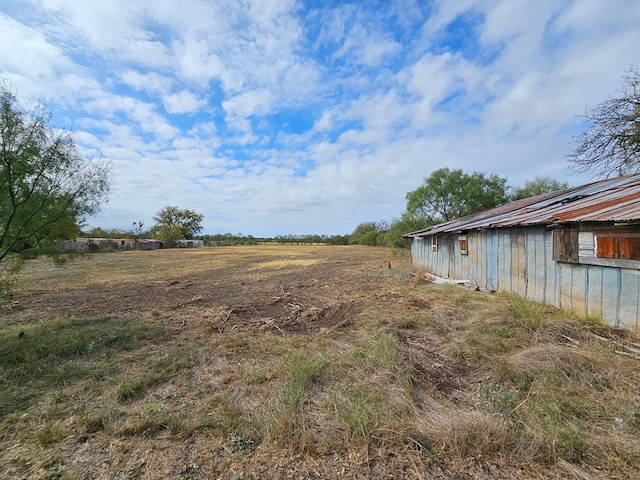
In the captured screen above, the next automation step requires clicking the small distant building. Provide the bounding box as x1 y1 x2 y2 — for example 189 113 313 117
404 174 640 330
136 239 163 250
58 237 135 252
175 239 204 248
58 237 162 252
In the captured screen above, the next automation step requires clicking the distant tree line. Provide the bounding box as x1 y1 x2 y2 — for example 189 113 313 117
79 229 350 247
199 233 260 246
273 234 350 245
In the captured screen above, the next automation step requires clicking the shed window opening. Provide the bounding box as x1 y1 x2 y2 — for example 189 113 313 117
458 235 468 255
596 235 640 260
431 237 438 252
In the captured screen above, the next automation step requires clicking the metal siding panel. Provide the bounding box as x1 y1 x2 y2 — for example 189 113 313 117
438 236 453 278
545 231 558 307
462 233 470 280
513 229 527 296
486 231 499 291
467 233 475 285
571 264 588 315
419 238 427 267
468 234 476 280
586 266 604 319
619 269 640 329
450 235 459 279
412 238 421 265
459 233 471 280
601 268 620 326
498 230 512 293
559 263 573 310
438 242 447 277
520 228 528 296
430 239 439 275
445 236 455 278
482 231 490 289
526 228 546 303
476 232 487 289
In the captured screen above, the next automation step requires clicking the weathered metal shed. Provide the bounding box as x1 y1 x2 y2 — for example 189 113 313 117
175 239 204 248
136 239 162 250
404 174 640 329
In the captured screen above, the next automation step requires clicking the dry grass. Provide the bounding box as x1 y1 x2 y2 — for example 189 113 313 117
1 246 639 479
252 258 322 269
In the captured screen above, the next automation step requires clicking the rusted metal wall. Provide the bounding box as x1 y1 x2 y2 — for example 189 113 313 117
411 226 639 329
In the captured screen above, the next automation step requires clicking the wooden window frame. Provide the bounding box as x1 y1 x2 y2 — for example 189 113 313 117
458 235 468 255
596 235 640 260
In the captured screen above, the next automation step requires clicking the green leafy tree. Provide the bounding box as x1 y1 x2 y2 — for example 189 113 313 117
0 83 110 265
406 168 508 224
380 213 430 248
150 206 203 247
349 221 387 246
83 227 138 239
511 176 569 200
568 68 640 176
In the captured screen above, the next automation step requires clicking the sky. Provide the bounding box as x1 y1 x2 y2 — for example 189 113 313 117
1 0 639 236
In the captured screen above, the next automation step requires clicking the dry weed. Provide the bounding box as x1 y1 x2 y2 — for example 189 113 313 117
416 407 513 459
412 266 434 286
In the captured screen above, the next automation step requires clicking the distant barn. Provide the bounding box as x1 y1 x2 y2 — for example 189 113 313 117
175 239 204 248
58 238 161 251
404 174 640 329
136 239 162 250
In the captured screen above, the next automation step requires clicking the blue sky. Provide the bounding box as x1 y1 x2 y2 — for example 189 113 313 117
1 0 639 236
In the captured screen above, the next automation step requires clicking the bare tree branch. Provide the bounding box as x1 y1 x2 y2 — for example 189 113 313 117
568 68 640 176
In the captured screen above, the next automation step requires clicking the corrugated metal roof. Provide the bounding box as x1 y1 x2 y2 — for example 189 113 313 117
405 174 640 238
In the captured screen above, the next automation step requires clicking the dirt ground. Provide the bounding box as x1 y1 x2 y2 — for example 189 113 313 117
2 245 639 480
15 247 384 332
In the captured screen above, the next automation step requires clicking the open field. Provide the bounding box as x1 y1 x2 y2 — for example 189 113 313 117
1 245 640 479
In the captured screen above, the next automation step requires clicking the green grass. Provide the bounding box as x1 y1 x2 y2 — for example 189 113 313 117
0 315 166 417
115 344 198 402
334 389 386 442
268 350 326 449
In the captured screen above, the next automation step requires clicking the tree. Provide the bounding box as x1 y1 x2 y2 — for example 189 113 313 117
511 176 569 201
348 221 387 246
150 206 203 247
568 68 640 176
406 168 509 224
380 213 429 248
0 84 110 265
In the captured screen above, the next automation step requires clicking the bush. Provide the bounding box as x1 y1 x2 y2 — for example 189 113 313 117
19 249 38 260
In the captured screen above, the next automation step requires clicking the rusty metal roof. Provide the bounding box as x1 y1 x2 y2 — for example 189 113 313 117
405 174 640 238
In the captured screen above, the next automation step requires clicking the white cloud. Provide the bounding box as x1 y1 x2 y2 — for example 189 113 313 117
120 70 172 95
162 90 206 114
336 21 401 67
222 89 274 131
0 12 69 78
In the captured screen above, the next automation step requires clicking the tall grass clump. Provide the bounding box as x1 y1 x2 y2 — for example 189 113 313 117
506 295 557 330
267 351 326 450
